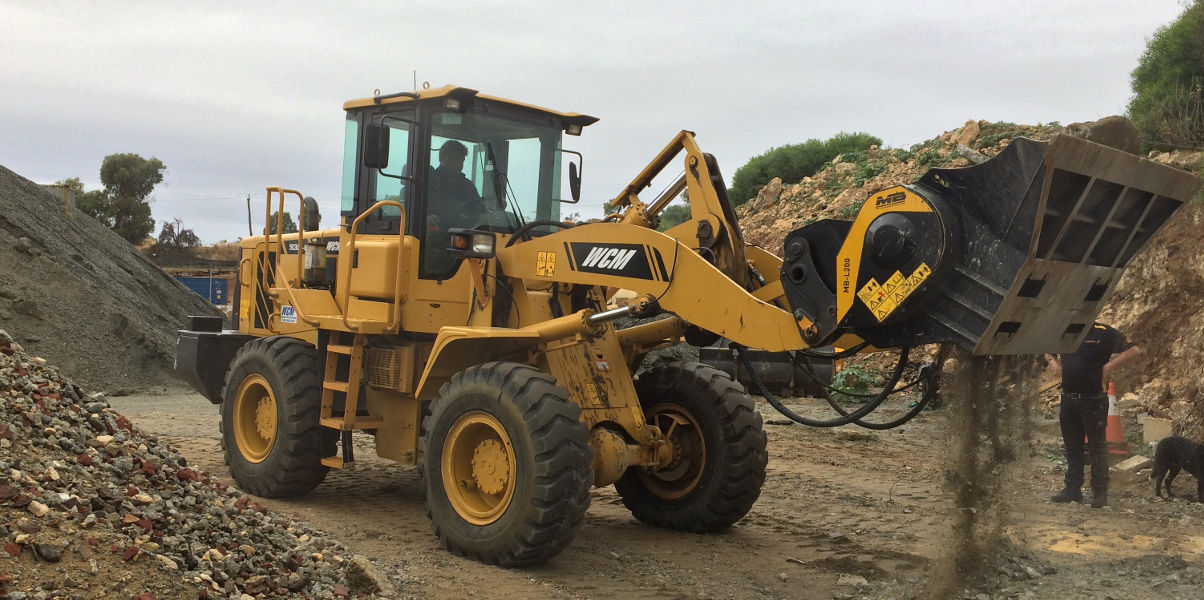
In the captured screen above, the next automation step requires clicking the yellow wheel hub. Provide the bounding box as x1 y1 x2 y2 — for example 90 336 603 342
443 412 517 525
233 374 277 463
641 405 705 500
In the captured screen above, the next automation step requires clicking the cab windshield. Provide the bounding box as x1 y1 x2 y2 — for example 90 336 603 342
427 107 565 231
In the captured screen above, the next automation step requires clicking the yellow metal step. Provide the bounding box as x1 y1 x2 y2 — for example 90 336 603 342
323 381 350 393
321 456 353 469
320 416 385 430
327 344 354 355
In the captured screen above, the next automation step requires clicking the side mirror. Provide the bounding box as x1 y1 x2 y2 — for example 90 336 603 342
569 162 581 202
364 123 390 169
558 149 583 204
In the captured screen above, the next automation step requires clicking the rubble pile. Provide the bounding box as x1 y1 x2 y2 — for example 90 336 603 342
0 330 391 598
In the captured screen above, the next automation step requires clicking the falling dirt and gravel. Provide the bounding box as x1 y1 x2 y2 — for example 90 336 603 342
2 117 1204 599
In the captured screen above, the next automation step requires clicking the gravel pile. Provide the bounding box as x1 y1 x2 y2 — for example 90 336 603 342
0 329 394 599
0 164 220 392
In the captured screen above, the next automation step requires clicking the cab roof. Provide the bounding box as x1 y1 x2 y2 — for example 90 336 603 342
342 85 599 129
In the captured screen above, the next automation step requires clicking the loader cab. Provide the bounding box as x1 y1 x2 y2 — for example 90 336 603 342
340 86 596 279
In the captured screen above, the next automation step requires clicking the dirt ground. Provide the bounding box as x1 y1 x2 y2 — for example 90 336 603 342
110 385 1204 600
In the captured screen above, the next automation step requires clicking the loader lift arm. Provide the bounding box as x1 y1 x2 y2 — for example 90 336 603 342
564 131 1201 358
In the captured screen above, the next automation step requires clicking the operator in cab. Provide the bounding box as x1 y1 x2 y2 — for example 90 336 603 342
424 140 486 274
427 140 484 230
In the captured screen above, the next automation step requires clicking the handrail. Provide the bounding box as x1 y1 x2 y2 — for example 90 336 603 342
265 187 308 287
341 200 406 332
264 188 319 326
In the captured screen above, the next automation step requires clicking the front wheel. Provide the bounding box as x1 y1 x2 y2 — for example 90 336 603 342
615 361 767 531
422 362 593 566
219 336 331 498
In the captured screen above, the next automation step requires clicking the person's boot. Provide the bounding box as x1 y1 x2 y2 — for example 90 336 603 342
1091 491 1108 508
1050 488 1083 503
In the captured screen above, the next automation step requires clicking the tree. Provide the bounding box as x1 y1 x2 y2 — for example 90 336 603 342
656 203 691 232
157 218 201 249
727 132 882 207
1128 0 1204 151
269 211 298 234
100 153 164 243
66 154 166 243
145 218 201 265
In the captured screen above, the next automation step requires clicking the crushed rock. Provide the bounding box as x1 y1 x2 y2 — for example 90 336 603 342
0 329 394 598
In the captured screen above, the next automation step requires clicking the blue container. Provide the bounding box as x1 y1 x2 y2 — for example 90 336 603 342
177 276 230 305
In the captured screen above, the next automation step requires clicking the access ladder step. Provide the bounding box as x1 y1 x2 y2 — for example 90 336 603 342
320 416 385 430
321 456 354 469
322 381 350 393
327 344 354 355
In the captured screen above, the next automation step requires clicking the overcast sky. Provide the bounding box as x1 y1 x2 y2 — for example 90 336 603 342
0 0 1189 243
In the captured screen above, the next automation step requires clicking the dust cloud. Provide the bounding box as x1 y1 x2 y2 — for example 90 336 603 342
926 351 1043 597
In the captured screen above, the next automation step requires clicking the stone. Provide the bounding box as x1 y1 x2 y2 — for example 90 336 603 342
27 500 50 517
951 120 982 146
753 177 784 210
1143 418 1174 445
836 574 869 587
33 541 66 562
954 144 988 165
1063 116 1141 155
833 427 875 442
1115 455 1153 473
346 554 395 595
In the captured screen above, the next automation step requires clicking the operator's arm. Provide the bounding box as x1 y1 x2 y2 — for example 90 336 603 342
1102 345 1141 382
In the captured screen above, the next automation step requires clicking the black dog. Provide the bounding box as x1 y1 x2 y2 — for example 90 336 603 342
1152 436 1204 502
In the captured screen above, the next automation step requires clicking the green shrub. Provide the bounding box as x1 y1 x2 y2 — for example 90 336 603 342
656 203 691 231
1127 0 1204 151
830 365 878 405
838 199 865 218
853 163 887 186
727 132 882 207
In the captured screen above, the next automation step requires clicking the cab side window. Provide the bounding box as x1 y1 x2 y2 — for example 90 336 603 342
369 115 415 221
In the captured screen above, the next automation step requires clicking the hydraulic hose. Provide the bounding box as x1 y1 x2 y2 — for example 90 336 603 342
735 344 910 428
814 346 948 430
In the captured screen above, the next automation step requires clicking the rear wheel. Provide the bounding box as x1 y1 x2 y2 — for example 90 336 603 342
615 361 767 531
422 362 592 566
220 336 330 497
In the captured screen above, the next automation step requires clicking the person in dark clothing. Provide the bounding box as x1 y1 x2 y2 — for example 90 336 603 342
424 140 484 274
1046 323 1141 508
427 140 483 228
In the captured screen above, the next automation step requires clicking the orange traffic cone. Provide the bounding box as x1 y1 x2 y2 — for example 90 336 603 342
1105 381 1128 458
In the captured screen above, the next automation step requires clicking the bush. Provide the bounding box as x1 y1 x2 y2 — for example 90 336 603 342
1128 0 1204 151
656 203 691 231
727 132 882 207
830 365 878 405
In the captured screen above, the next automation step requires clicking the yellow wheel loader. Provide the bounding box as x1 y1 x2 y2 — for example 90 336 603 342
176 85 1201 566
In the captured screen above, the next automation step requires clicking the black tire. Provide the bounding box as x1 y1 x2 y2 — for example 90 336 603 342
422 362 593 566
615 361 767 532
220 336 330 498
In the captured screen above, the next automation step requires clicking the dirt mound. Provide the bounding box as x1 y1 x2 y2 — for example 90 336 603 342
0 165 219 393
0 331 393 598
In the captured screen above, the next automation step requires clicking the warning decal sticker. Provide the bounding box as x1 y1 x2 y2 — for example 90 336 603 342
857 263 932 322
537 251 557 277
